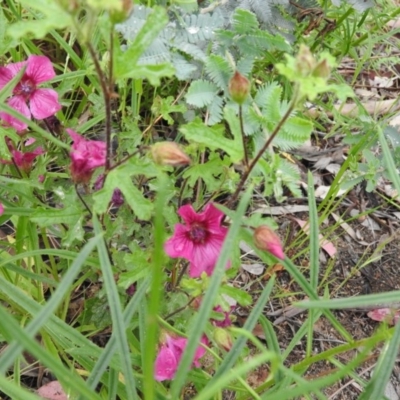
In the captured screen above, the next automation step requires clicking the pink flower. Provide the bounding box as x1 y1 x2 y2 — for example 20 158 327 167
67 129 106 184
0 55 61 132
253 225 285 260
154 334 208 381
0 203 3 216
212 305 235 328
12 147 44 173
367 308 400 325
165 203 229 278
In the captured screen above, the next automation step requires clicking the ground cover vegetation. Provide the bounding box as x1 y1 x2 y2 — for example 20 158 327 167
1 0 400 398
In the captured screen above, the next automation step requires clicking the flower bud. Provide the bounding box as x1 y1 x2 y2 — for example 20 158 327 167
253 225 284 260
312 59 330 79
151 142 191 166
213 328 233 351
228 71 250 105
295 44 316 77
110 0 134 23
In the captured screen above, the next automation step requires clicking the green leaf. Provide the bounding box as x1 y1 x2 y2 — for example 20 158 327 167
219 285 252 306
31 205 81 227
232 9 259 34
180 118 243 163
205 55 232 90
151 95 186 125
116 62 175 86
7 0 72 39
186 80 219 107
93 162 155 220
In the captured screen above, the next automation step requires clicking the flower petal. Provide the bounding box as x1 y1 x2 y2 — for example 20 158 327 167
154 346 178 381
6 60 27 78
178 204 201 225
30 88 61 119
189 234 226 277
26 55 56 84
202 203 226 233
0 96 30 132
193 335 208 367
164 224 194 260
0 67 13 90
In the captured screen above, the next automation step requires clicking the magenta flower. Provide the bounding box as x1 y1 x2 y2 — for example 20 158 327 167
367 308 400 325
165 203 229 278
154 334 208 381
12 146 44 173
67 129 106 184
212 305 235 328
253 225 285 260
0 55 61 132
0 203 3 216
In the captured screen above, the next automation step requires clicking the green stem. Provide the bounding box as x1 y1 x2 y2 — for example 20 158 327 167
239 105 249 168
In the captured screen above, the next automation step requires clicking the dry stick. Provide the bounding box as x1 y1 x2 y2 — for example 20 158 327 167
239 105 249 168
226 99 297 209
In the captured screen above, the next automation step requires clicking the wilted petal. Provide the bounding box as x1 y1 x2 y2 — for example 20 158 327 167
26 55 56 84
30 88 61 119
154 346 178 381
368 308 400 325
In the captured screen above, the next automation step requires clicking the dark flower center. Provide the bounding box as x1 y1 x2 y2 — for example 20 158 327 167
188 223 208 244
14 78 36 98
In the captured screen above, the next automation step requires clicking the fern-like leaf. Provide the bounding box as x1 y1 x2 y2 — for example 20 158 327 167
205 55 232 89
186 79 218 107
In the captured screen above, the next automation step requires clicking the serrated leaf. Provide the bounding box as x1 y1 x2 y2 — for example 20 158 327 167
207 96 224 125
186 80 218 107
93 162 156 220
219 284 252 306
232 9 259 34
205 55 232 89
180 118 243 162
7 0 72 39
31 206 81 227
116 63 175 85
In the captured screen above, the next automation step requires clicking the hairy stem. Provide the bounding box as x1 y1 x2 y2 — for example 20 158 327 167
226 92 299 209
86 42 113 172
239 105 249 168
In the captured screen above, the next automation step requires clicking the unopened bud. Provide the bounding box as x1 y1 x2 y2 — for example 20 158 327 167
213 328 233 351
312 59 330 79
296 45 316 77
110 0 134 24
228 71 250 105
253 225 284 260
151 142 191 166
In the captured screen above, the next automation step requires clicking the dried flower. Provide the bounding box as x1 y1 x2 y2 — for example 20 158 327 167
67 129 106 184
253 225 284 260
165 203 229 278
228 71 250 105
154 333 208 381
151 142 191 167
0 55 61 132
